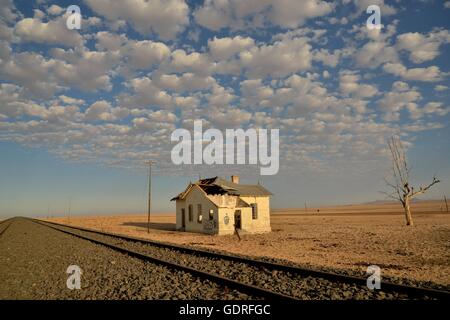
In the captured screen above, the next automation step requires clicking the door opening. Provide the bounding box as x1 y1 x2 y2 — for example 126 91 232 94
181 208 186 229
234 210 241 229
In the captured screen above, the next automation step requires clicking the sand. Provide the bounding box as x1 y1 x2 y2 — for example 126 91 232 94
46 200 450 287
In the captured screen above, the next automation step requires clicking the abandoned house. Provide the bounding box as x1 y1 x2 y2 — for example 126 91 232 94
171 176 272 235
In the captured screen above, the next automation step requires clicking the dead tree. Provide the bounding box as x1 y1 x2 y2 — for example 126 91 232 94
383 136 440 226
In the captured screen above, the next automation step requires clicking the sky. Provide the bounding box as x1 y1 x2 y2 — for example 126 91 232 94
0 0 449 217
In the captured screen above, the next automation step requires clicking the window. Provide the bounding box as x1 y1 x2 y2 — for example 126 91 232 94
209 209 214 220
251 203 258 220
197 204 202 223
188 205 193 222
181 208 186 227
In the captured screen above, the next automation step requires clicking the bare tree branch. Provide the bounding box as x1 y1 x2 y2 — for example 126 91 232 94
384 136 441 226
411 176 441 198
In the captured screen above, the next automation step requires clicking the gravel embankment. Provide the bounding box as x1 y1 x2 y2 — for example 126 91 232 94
39 220 428 300
0 218 254 299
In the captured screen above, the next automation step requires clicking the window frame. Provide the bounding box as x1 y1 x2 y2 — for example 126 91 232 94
251 203 258 220
197 204 202 223
188 204 193 222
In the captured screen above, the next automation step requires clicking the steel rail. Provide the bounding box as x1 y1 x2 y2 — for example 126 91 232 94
34 218 450 300
29 218 298 300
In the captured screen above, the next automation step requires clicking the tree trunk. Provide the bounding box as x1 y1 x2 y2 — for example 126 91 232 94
404 197 414 226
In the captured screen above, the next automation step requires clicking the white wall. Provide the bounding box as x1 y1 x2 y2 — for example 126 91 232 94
176 187 271 235
176 185 218 234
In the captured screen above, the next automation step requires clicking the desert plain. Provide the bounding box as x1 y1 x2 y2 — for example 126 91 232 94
46 200 450 288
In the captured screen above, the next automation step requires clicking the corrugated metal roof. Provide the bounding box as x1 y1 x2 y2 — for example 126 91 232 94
171 176 272 201
202 177 272 196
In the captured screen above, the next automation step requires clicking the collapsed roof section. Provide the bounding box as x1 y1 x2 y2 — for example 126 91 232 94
171 176 272 201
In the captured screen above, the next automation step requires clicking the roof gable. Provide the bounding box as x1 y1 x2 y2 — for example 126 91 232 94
171 176 272 200
199 177 272 196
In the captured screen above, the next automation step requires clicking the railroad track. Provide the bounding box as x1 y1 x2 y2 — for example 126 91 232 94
0 218 13 237
29 218 287 300
30 218 450 300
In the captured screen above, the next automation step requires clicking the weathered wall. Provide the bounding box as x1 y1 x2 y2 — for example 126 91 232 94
216 208 236 235
176 185 218 234
175 187 271 235
208 194 239 208
175 199 186 230
239 196 272 233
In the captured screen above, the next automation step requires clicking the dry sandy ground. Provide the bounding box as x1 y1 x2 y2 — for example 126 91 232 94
46 201 450 287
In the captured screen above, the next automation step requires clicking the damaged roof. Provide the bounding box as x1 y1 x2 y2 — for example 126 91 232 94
171 176 272 201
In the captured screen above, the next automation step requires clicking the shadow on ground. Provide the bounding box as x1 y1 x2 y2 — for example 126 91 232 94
121 221 176 231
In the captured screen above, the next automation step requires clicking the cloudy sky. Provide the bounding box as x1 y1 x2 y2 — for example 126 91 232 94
0 0 449 217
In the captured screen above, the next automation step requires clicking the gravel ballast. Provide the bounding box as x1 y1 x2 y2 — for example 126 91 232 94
0 218 253 299
36 220 430 300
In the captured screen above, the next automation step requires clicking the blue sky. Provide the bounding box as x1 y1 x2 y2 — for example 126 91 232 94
0 0 449 217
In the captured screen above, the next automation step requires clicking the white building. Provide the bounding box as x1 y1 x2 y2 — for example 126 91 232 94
171 176 272 235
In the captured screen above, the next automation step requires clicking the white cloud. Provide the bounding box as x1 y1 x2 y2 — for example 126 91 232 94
208 36 255 60
391 81 410 92
240 79 274 107
0 83 84 121
434 85 448 92
377 82 421 121
194 0 334 31
148 110 178 123
207 84 237 108
14 17 83 47
355 41 398 68
59 95 85 105
0 0 449 180
95 31 128 51
238 74 344 116
119 77 174 109
153 73 216 93
85 0 189 40
51 49 120 92
407 102 449 120
0 0 20 23
0 52 62 98
85 100 113 121
339 71 378 98
397 30 450 63
240 37 312 78
269 0 334 28
351 0 397 17
132 115 175 131
47 5 64 16
169 49 213 75
173 96 199 108
194 0 234 31
124 40 170 70
383 63 445 82
313 49 342 68
95 34 171 72
206 106 252 128
0 83 27 117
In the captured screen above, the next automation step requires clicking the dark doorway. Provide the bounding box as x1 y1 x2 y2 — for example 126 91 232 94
181 208 186 229
234 210 241 229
